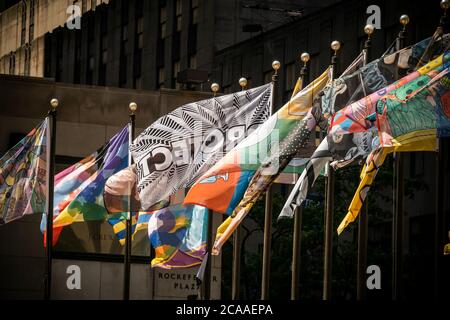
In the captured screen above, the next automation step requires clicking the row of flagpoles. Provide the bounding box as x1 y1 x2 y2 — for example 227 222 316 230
1 0 449 301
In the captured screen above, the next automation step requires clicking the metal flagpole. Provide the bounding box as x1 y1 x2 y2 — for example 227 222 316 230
356 24 374 300
392 14 409 300
231 77 248 300
323 40 340 300
261 60 280 300
203 82 220 300
44 98 58 300
123 102 137 300
291 52 309 300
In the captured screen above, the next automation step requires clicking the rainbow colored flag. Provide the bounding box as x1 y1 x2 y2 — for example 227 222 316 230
148 204 208 268
0 119 47 224
45 126 129 236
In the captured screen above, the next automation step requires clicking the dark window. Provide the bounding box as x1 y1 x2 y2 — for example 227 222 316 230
158 67 165 88
190 0 198 25
188 24 197 55
136 17 144 50
98 9 108 86
21 0 26 46
29 0 35 42
159 4 167 39
9 52 15 75
119 2 129 87
172 60 180 89
74 31 82 84
55 31 63 82
188 54 196 69
285 62 296 91
175 0 182 32
24 44 31 75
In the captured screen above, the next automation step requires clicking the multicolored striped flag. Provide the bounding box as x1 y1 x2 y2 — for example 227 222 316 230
148 204 208 268
0 119 47 224
44 126 129 236
185 68 332 255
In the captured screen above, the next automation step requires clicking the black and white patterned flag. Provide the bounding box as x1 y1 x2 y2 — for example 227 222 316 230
131 84 273 210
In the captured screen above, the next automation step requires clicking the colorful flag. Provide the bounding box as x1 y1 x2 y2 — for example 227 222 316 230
104 164 168 244
376 66 450 145
279 137 332 218
184 69 331 254
337 62 450 234
280 38 450 219
148 204 208 269
49 126 129 231
131 84 273 211
184 71 329 217
329 52 448 136
0 119 47 224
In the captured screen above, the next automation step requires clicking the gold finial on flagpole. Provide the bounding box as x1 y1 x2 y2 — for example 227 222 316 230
211 82 220 97
399 14 410 33
50 98 59 110
330 40 341 53
300 52 310 64
239 77 248 90
272 60 281 74
129 102 138 114
364 24 375 38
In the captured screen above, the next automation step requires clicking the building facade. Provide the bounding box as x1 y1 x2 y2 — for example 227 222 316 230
0 0 338 89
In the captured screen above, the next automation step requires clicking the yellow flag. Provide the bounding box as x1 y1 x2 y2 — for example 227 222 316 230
337 130 437 235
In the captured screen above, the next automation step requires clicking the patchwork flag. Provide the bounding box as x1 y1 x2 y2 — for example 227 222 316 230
329 52 448 136
185 69 332 254
279 37 450 219
148 204 208 269
337 61 450 234
131 84 273 211
0 119 47 224
104 165 168 244
49 126 129 232
376 66 450 145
